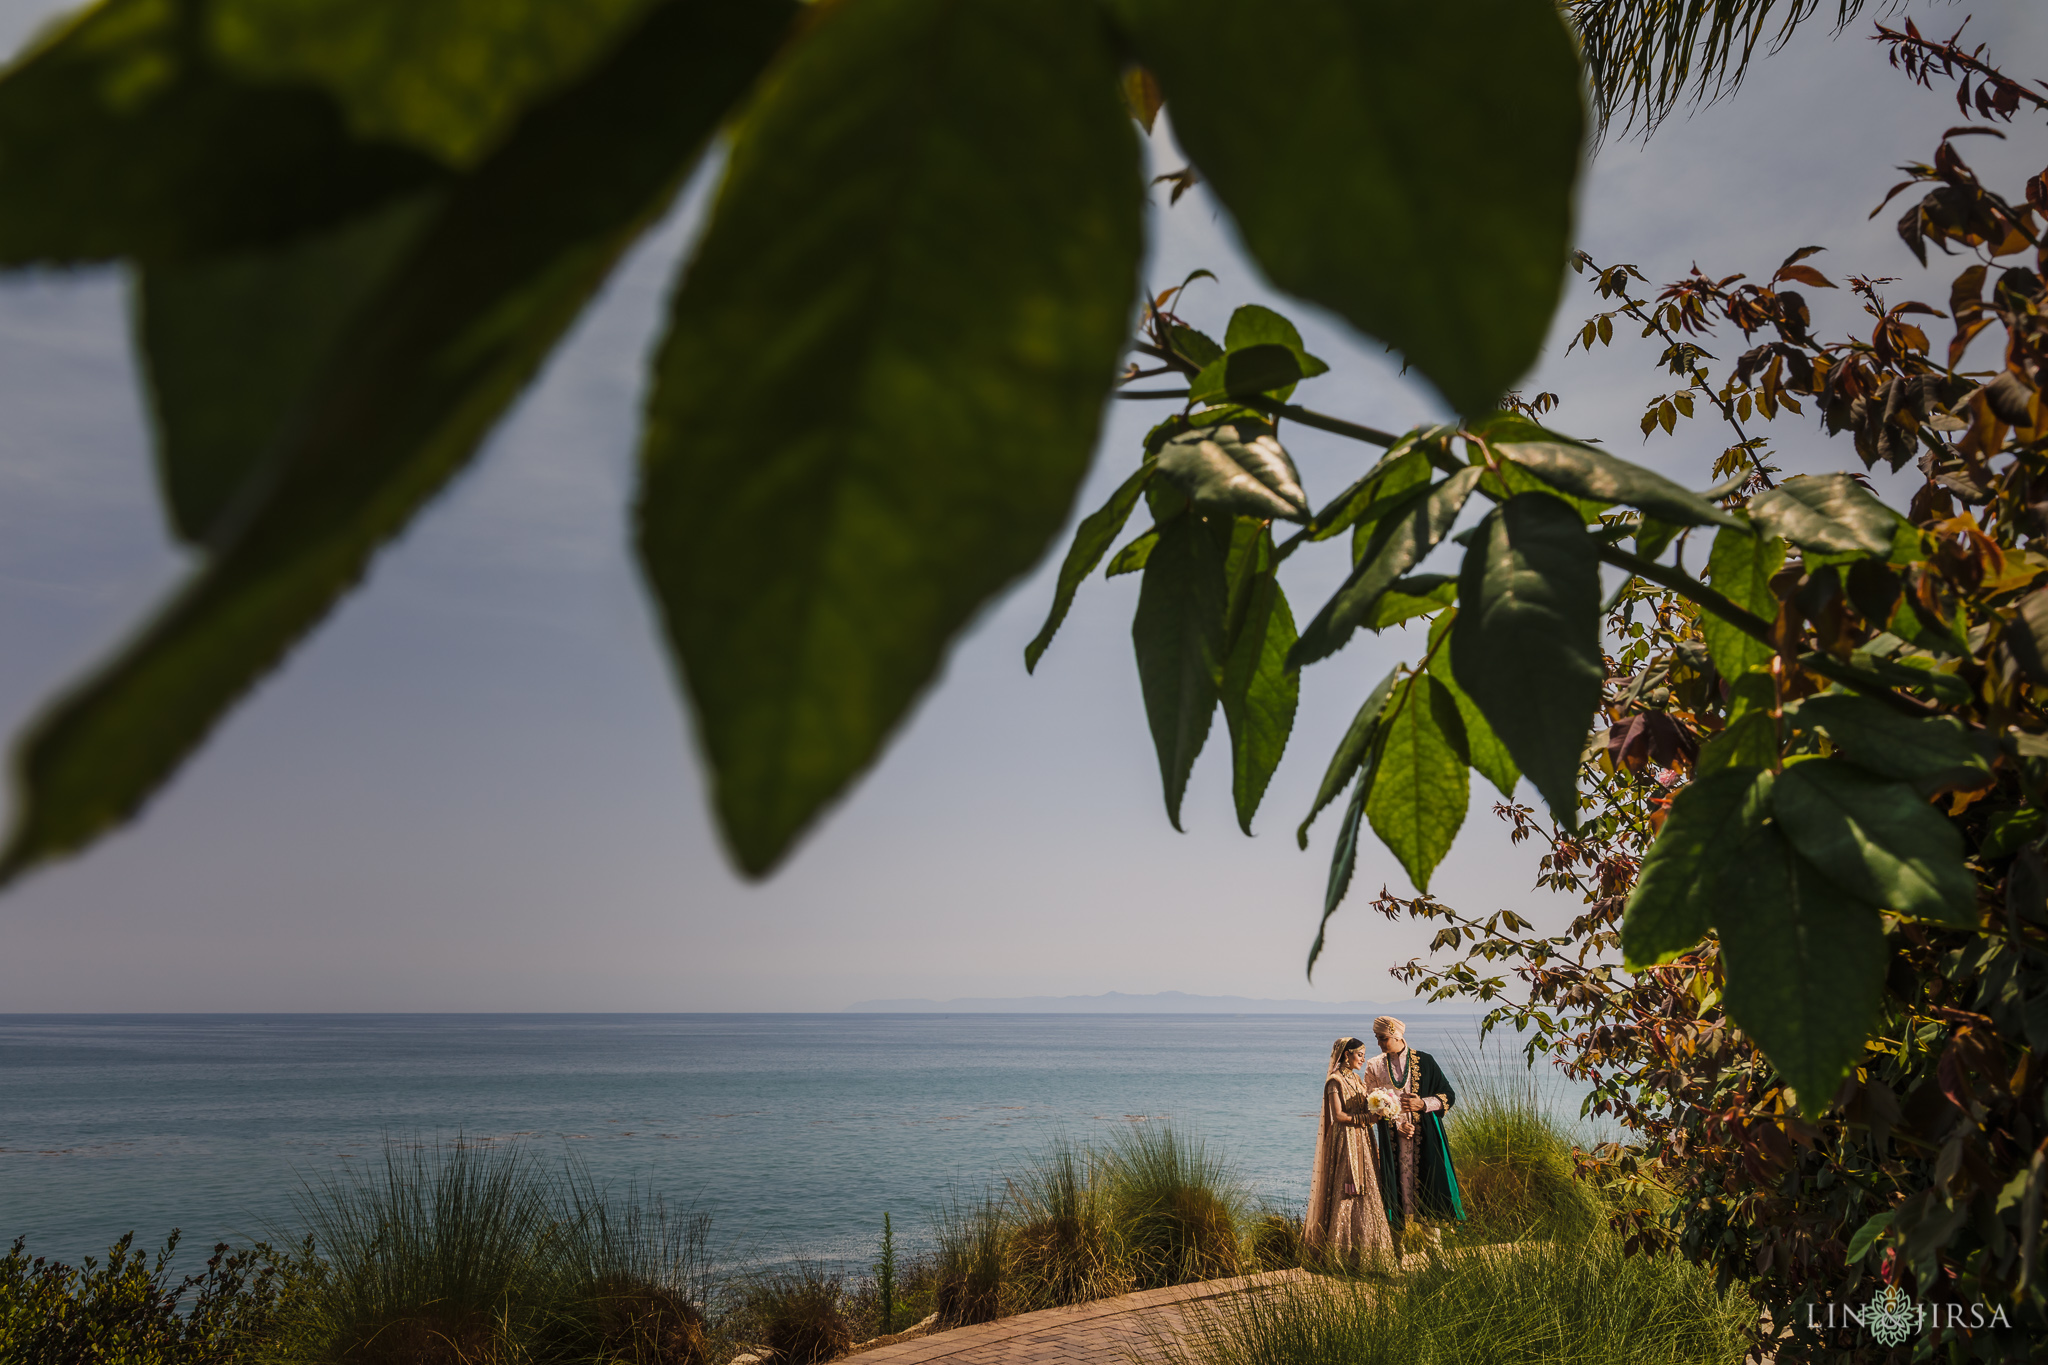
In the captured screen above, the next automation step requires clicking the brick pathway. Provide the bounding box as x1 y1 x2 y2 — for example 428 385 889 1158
851 1270 1311 1365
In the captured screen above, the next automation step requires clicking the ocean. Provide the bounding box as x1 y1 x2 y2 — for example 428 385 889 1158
0 1013 1578 1273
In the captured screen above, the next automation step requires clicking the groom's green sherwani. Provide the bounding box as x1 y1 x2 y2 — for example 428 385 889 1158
1371 1047 1466 1229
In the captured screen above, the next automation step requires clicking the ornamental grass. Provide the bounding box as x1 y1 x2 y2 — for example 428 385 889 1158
1440 1061 1603 1244
1158 1233 1752 1365
1098 1122 1248 1291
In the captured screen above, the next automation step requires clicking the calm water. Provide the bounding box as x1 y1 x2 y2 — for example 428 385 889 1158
0 1013 1570 1272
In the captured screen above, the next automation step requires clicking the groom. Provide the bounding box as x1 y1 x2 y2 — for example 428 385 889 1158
1364 1015 1466 1234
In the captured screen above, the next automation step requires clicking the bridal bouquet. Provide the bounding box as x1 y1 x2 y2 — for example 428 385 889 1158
1367 1089 1404 1123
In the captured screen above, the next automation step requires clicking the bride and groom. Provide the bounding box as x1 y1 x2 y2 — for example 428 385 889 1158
1305 1015 1466 1263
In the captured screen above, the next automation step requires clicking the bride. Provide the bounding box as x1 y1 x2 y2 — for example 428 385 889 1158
1303 1036 1394 1265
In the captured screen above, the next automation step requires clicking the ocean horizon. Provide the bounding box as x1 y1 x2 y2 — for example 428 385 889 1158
0 1012 1581 1273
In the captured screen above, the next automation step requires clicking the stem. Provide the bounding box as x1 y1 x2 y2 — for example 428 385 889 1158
1597 546 1774 648
1239 396 1401 448
1116 388 1192 400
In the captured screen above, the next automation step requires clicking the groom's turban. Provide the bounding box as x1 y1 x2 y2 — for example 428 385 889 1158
1371 1016 1403 1039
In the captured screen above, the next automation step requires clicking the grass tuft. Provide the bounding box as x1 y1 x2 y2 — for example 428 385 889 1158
1099 1123 1246 1291
736 1262 852 1365
1441 1051 1604 1244
1003 1139 1131 1311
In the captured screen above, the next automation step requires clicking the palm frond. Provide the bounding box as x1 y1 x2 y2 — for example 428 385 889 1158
1570 0 1877 137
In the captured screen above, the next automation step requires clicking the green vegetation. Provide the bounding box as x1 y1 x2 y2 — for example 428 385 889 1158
1159 1233 1750 1365
1441 1063 1603 1245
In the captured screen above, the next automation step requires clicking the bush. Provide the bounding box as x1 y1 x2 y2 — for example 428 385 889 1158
280 1139 712 1365
0 1231 291 1364
1245 1211 1303 1274
1441 1057 1603 1245
735 1263 851 1365
1100 1123 1245 1291
1003 1140 1130 1312
1163 1233 1752 1365
930 1193 1005 1328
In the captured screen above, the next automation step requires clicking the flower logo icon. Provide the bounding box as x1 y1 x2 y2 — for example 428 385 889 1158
1867 1286 1917 1348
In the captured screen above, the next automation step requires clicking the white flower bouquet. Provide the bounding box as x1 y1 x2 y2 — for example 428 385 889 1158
1367 1089 1404 1122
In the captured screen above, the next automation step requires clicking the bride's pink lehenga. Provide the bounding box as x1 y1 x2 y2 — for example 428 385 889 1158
1303 1042 1394 1266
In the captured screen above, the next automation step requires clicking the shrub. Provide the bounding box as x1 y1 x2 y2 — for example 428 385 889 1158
1002 1139 1130 1312
1442 1069 1603 1245
930 1193 1005 1328
736 1263 851 1365
0 1231 291 1364
279 1139 713 1365
1100 1123 1245 1291
1163 1232 1751 1365
1245 1210 1303 1274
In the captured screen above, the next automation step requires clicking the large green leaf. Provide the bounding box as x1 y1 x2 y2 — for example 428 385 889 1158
638 0 1143 873
1153 419 1309 522
1449 494 1603 830
137 196 439 545
0 0 444 267
1493 437 1742 529
1788 693 1993 796
1290 466 1484 668
1298 666 1399 848
1366 672 1469 892
1187 303 1329 402
1717 828 1889 1114
1025 463 1154 672
0 0 795 887
1369 575 1458 631
1310 447 1433 550
1309 763 1374 977
1622 765 1775 968
1695 671 1778 775
1132 517 1229 831
210 0 663 167
1749 473 1906 557
1702 525 1784 679
1428 611 1519 799
1113 0 1584 413
1773 758 1977 927
1218 543 1299 835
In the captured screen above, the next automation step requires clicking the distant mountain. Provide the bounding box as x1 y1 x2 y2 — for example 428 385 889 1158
842 990 1468 1015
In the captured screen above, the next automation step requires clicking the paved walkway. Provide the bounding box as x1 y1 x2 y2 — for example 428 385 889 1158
851 1270 1311 1365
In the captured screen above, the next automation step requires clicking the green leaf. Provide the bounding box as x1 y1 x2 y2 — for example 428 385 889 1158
1114 0 1584 413
1787 693 1993 796
1154 418 1310 522
1846 1211 1894 1264
1450 494 1604 831
1187 344 1306 405
1309 763 1374 978
637 0 1143 874
1835 649 1972 705
1634 515 1681 562
1132 517 1229 831
210 0 664 167
1493 437 1743 529
1219 550 1300 835
1166 322 1222 369
1366 672 1469 892
1703 526 1784 679
1773 759 1976 927
137 196 439 545
1212 303 1330 401
1717 828 1888 1115
1696 673 1778 776
1622 766 1775 969
1025 463 1155 672
1749 473 1906 558
0 0 445 267
1299 666 1399 849
1310 447 1432 547
1428 611 1519 799
1290 466 1484 668
1368 575 1458 631
1106 529 1159 578
0 0 793 888
1981 807 2048 860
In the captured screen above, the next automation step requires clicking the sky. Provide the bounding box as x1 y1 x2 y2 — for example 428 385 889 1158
0 2 2042 1012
